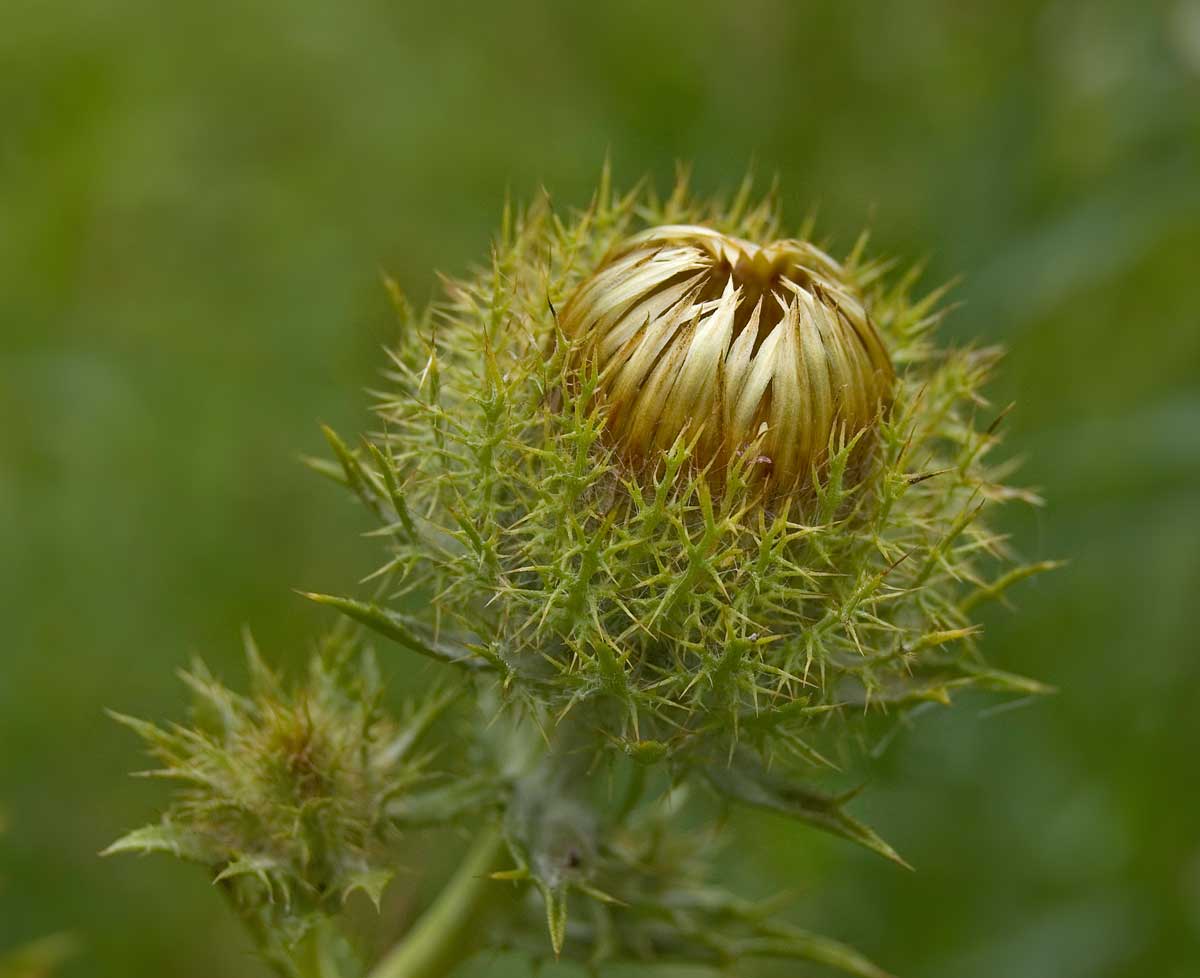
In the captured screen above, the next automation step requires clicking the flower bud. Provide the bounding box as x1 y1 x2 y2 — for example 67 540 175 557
561 225 894 494
315 175 1050 776
106 639 484 948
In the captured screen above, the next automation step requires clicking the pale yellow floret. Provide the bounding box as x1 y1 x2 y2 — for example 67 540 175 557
561 224 895 495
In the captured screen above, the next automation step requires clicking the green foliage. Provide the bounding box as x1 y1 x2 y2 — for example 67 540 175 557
105 631 487 974
499 777 894 978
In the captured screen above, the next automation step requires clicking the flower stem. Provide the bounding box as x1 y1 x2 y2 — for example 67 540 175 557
368 827 507 978
298 919 347 978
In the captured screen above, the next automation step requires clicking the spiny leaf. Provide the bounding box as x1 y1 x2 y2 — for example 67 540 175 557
705 762 911 869
321 424 385 518
241 626 281 698
342 868 395 912
299 593 491 671
964 666 1056 696
101 821 210 862
740 924 896 978
106 710 179 754
959 559 1065 613
299 453 347 485
213 854 280 896
540 882 569 958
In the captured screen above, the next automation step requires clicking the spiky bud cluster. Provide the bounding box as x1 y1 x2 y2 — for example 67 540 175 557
561 224 894 496
106 635 488 966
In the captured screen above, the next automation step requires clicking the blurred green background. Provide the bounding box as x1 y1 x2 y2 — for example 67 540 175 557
3 0 1198 975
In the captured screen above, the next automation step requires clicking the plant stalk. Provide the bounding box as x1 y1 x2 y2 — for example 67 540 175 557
298 919 347 978
368 826 506 978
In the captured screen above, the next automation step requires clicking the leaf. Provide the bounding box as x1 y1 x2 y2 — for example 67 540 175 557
539 881 569 958
299 593 491 671
213 854 280 899
958 559 1065 613
299 453 347 486
740 923 896 978
574 882 625 907
341 868 394 912
366 441 418 540
489 867 529 882
242 625 281 698
321 425 385 519
105 711 181 755
101 821 211 863
177 660 250 737
705 762 911 869
502 795 593 960
964 666 1056 697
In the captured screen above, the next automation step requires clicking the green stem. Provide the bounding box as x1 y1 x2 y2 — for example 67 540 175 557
368 827 507 978
217 881 302 978
612 761 647 824
298 919 345 978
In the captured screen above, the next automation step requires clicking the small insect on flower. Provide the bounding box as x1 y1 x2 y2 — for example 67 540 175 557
560 225 895 496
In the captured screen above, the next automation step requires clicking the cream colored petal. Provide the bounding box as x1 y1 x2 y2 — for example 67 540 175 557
592 250 706 325
564 248 703 339
831 295 891 383
729 318 783 449
655 276 739 452
565 223 894 496
605 296 700 426
722 297 761 430
796 294 834 464
817 298 867 431
597 272 705 362
768 300 810 490
561 249 655 333
834 303 890 419
622 224 729 252
622 316 696 458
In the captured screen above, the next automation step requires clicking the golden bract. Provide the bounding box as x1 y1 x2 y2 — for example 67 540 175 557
561 225 895 495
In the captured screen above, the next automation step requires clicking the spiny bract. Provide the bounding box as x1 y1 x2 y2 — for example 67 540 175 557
318 171 1050 769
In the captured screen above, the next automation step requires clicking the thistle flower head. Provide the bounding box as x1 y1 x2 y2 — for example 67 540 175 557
313 171 1051 774
562 224 894 495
